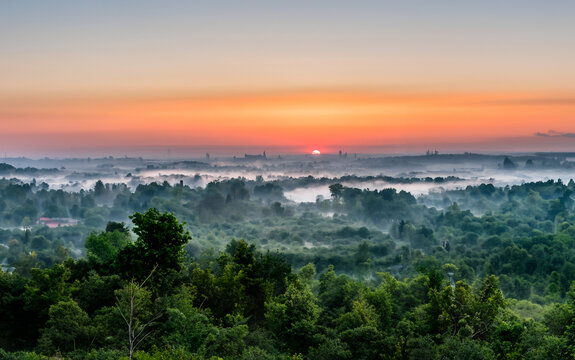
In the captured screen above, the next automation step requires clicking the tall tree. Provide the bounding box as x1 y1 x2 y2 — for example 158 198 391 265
115 209 191 285
115 269 161 360
37 300 94 354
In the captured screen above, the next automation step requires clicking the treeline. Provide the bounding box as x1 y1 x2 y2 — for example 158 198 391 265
260 174 462 191
2 209 573 359
4 177 575 306
0 173 462 227
0 163 59 175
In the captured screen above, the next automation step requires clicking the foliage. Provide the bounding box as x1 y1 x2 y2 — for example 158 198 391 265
114 209 190 287
3 174 575 358
115 274 162 360
37 300 94 354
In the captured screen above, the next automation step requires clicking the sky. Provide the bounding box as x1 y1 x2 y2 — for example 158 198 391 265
1 1 575 157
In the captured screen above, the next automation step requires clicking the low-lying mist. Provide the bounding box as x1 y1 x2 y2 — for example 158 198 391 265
2 152 575 203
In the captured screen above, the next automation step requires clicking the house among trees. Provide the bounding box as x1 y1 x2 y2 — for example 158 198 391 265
37 217 79 228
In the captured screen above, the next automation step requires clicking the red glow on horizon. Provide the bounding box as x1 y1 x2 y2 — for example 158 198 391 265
2 90 575 153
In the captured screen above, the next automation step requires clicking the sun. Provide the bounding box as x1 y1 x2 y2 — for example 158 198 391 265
312 150 321 155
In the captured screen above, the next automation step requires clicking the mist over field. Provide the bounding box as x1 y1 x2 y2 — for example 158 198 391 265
5 152 574 203
0 150 575 194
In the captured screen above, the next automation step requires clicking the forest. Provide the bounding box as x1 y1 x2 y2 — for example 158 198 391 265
2 155 575 359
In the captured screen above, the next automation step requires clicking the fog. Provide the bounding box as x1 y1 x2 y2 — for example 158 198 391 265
3 152 575 203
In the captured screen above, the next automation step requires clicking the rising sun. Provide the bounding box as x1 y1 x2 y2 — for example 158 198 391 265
312 150 321 155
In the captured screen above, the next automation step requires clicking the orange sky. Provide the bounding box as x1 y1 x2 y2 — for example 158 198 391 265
2 90 575 155
2 2 575 156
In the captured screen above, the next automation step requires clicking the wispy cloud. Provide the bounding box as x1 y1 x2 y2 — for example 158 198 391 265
535 130 575 138
477 97 575 106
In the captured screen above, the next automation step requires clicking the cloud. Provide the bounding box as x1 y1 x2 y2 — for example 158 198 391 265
476 97 575 107
512 98 575 105
535 130 575 138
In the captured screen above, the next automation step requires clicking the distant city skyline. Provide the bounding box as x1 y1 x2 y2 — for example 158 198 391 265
2 1 575 155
